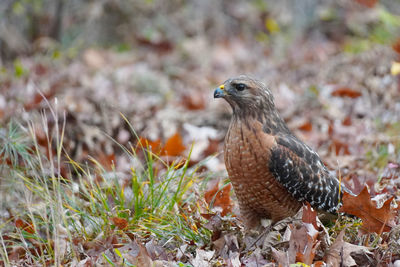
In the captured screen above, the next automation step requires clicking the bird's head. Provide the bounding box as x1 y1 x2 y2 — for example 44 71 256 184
214 75 276 117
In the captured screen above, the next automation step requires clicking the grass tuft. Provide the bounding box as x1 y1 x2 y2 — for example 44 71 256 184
0 106 211 265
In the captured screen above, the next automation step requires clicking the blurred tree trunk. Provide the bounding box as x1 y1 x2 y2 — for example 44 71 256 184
50 0 64 41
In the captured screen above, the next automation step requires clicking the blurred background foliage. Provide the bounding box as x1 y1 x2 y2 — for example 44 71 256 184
0 0 399 63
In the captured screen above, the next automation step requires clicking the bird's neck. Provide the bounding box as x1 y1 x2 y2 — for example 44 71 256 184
232 108 292 136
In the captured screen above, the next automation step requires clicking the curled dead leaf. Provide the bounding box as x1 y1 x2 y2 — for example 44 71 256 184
339 187 399 234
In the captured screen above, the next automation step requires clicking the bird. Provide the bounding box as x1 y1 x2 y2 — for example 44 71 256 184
214 75 344 228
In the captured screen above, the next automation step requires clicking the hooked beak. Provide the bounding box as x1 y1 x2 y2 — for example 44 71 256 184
213 84 225 98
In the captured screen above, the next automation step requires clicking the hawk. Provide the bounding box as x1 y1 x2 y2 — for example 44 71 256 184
214 75 344 228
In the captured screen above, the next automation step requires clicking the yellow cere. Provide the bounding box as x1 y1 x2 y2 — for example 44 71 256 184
219 85 224 90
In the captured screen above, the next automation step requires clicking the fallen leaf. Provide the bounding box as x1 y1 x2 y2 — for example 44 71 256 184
342 116 352 126
330 139 350 155
145 239 168 261
15 218 35 234
34 63 47 76
298 121 312 132
224 251 240 267
8 246 26 262
162 133 186 157
242 248 270 267
218 233 239 260
331 87 362 98
302 203 318 230
137 137 162 154
111 217 128 230
271 247 289 267
393 38 400 54
339 187 398 234
202 138 221 157
204 181 233 216
96 152 116 171
325 230 373 267
136 37 174 54
288 223 320 265
181 91 206 110
23 78 65 111
117 240 153 267
192 249 214 267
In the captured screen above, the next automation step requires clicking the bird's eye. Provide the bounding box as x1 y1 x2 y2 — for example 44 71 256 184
235 83 246 91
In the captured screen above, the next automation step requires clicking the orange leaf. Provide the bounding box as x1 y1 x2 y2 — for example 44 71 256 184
15 218 35 234
393 38 400 54
302 203 318 230
298 121 312 132
162 133 186 157
24 89 57 111
339 187 398 234
111 217 128 229
331 87 362 98
96 152 115 171
330 139 350 155
137 137 162 154
204 181 233 216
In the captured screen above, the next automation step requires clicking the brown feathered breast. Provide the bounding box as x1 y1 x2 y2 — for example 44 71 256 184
214 75 343 228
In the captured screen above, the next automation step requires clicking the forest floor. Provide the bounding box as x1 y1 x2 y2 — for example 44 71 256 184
1 1 400 266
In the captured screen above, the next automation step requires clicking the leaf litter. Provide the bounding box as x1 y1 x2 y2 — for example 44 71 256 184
1 2 400 266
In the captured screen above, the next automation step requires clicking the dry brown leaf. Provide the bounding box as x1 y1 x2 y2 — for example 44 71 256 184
118 240 153 267
342 116 352 126
242 248 269 267
96 152 115 172
325 230 373 267
271 247 289 267
15 218 35 234
330 139 351 156
23 79 64 111
339 187 398 234
136 242 153 267
202 138 220 157
302 203 318 230
145 239 168 261
181 91 206 110
192 249 214 267
111 217 128 230
8 246 26 262
331 87 362 98
204 181 233 216
288 223 320 265
136 36 174 54
393 38 400 54
34 63 48 76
